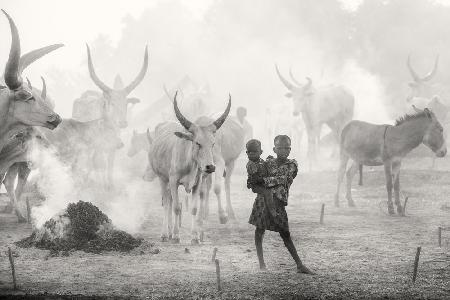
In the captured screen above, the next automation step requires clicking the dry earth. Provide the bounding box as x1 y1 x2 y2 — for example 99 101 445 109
0 156 449 299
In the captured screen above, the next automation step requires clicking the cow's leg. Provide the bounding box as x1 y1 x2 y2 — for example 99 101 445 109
202 174 212 220
213 157 227 224
305 128 314 172
0 170 11 213
15 163 31 202
392 161 403 216
190 179 202 244
4 166 26 222
160 179 170 242
169 177 181 243
383 161 395 215
345 161 359 207
334 154 349 207
225 160 236 221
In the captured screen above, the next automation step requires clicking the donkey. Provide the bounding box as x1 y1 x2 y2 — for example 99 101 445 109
335 106 446 215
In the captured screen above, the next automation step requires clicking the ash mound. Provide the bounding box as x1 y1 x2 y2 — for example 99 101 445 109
16 201 143 253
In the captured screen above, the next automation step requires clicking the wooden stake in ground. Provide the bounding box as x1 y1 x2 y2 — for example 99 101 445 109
438 227 442 247
211 247 218 262
26 197 31 224
215 259 221 292
8 247 17 290
412 246 421 283
320 203 325 224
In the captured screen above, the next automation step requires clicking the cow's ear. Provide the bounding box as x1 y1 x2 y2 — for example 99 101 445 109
284 92 292 98
174 131 193 141
128 97 140 104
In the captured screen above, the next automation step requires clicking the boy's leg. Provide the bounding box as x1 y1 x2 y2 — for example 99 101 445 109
255 228 267 270
279 230 315 274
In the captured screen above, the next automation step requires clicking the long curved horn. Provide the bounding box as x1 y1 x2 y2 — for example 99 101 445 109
40 76 46 99
2 10 22 90
275 64 294 91
422 54 439 82
289 67 302 87
304 77 312 90
86 44 112 93
173 91 193 130
213 94 232 130
26 77 32 89
163 84 173 102
407 54 421 82
123 45 149 95
19 44 64 74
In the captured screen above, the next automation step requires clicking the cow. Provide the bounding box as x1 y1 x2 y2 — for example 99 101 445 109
148 92 231 244
127 129 153 157
72 44 148 185
0 10 62 152
275 65 354 170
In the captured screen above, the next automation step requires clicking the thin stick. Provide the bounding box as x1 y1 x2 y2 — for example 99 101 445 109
211 247 218 262
215 259 221 292
320 203 325 224
8 247 17 290
438 227 442 247
412 246 421 283
26 197 31 224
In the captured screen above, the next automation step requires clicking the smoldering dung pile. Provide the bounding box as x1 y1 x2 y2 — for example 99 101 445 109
16 201 143 253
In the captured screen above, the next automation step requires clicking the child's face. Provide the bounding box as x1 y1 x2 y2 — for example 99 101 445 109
246 149 262 162
273 146 291 160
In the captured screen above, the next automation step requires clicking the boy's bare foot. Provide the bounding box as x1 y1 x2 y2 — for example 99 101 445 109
297 264 315 275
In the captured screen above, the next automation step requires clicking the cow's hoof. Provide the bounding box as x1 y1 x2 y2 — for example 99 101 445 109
191 238 200 245
161 236 169 242
172 237 180 244
397 207 404 216
348 200 356 207
388 207 395 215
219 215 228 224
334 195 340 207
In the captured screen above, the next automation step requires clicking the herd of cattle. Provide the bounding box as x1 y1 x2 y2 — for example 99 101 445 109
0 10 449 244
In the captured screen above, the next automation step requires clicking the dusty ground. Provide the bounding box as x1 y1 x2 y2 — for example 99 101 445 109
1 155 450 299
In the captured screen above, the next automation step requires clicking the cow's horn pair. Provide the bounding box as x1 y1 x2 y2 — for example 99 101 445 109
173 91 231 131
86 44 148 95
275 64 312 90
2 10 63 91
407 54 439 83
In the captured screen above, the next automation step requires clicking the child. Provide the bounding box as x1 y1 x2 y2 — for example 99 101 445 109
245 139 278 219
247 135 314 274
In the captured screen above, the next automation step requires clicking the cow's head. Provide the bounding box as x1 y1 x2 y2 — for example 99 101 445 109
173 92 231 174
0 10 62 132
275 65 314 116
406 54 439 102
127 128 152 157
86 44 148 129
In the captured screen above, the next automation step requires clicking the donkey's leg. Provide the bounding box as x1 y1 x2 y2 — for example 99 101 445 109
334 154 349 207
345 162 359 207
392 161 403 216
383 162 395 215
358 164 363 186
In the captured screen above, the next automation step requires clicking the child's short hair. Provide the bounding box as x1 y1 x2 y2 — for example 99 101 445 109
274 135 291 147
246 139 262 151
